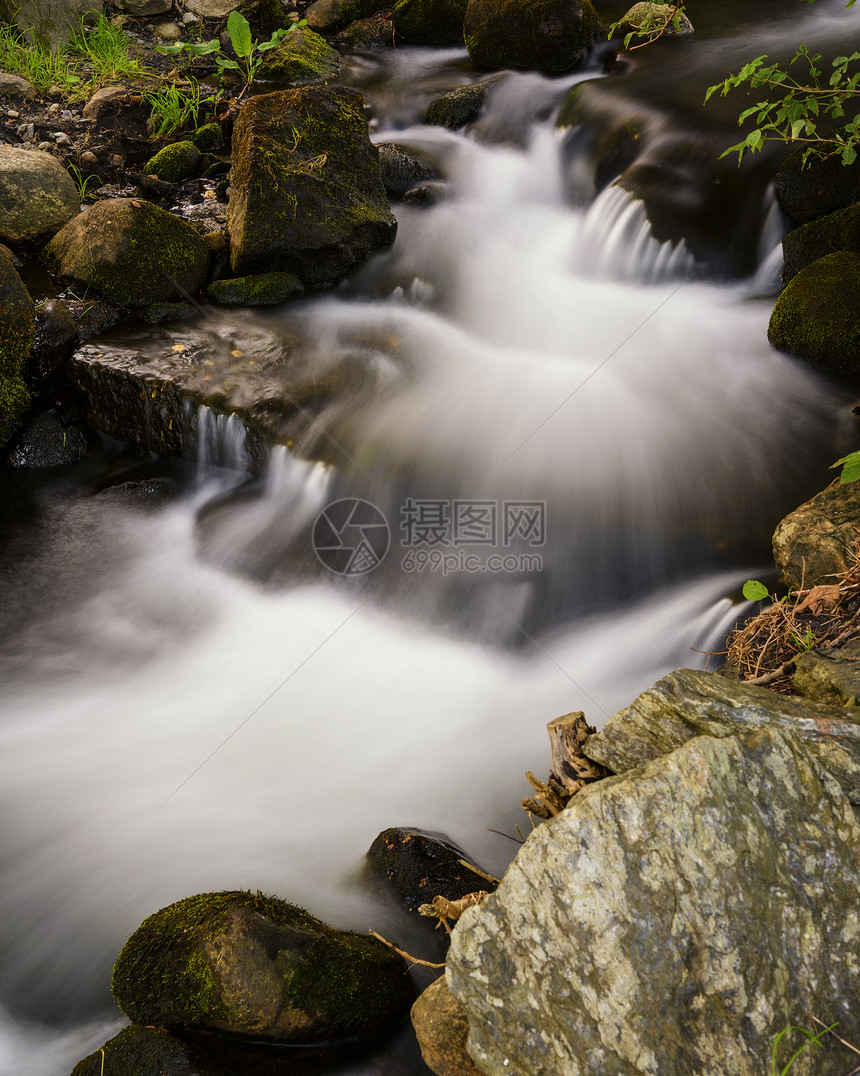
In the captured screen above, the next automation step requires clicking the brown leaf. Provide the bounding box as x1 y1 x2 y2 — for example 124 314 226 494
794 584 841 615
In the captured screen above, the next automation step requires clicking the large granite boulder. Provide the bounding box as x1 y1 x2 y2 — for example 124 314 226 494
411 976 482 1076
793 641 860 705
768 251 860 372
227 87 396 288
0 146 80 244
43 199 210 307
463 0 602 73
582 666 860 803
448 728 860 1076
111 890 415 1043
391 0 468 46
781 203 860 283
772 477 860 590
0 253 34 444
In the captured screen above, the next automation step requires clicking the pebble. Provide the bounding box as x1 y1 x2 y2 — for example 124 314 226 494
16 122 34 140
48 102 60 113
108 153 124 170
6 109 18 118
181 11 199 22
53 132 73 147
80 150 98 166
37 141 53 152
61 110 74 121
154 22 182 39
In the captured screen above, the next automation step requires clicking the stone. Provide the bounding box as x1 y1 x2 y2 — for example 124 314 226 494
154 20 182 38
226 86 396 287
0 0 103 47
0 252 34 444
411 976 482 1076
391 0 468 46
0 72 36 99
768 251 860 373
0 145 80 243
115 0 171 14
80 86 151 163
582 666 860 804
29 297 77 386
332 14 395 46
111 890 415 1042
71 1025 197 1076
402 181 447 206
377 142 439 197
192 122 225 153
772 477 860 590
144 140 201 182
367 828 495 914
793 642 860 706
208 271 304 306
463 0 602 73
184 0 246 16
255 26 345 84
613 1 692 41
775 147 860 226
448 728 860 1076
44 198 210 308
304 0 380 33
426 80 496 129
781 202 860 283
7 406 88 468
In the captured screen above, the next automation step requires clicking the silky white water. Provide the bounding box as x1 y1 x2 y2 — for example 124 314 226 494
1 8 855 1071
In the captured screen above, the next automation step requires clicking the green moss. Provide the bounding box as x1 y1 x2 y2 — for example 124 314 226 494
70 1025 194 1076
256 27 344 84
208 271 304 306
0 255 35 379
0 372 30 444
782 204 860 283
144 141 201 183
191 123 225 154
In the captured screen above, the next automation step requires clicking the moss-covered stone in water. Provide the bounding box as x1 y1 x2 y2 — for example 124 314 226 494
144 141 201 182
768 250 860 373
391 0 468 46
70 1025 195 1076
426 81 496 129
111 890 415 1043
613 1 693 41
782 203 860 283
463 0 603 73
208 271 304 305
305 0 380 33
0 372 30 445
256 26 345 84
0 252 35 380
192 123 225 154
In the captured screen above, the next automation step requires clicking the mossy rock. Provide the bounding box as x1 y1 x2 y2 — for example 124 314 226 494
782 203 860 283
773 477 860 591
256 26 345 83
144 141 201 182
208 271 304 305
774 147 860 226
391 0 468 46
192 123 225 154
0 251 35 379
613 1 693 42
305 0 381 32
425 80 497 128
111 890 415 1043
0 145 80 243
71 1026 195 1076
44 199 210 308
463 0 603 73
332 14 395 46
227 86 396 287
768 250 860 373
0 372 30 446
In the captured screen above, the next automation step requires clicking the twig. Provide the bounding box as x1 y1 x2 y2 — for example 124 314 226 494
810 1015 860 1057
744 661 796 687
628 0 683 50
458 858 501 886
488 827 524 844
368 929 446 969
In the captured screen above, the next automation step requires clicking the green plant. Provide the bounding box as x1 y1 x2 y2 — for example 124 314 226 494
705 0 860 166
831 450 860 483
66 162 100 200
0 22 83 95
770 1022 836 1075
144 79 213 138
68 13 143 82
608 1 688 51
742 579 770 601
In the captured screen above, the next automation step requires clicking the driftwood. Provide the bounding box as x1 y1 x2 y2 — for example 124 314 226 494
522 712 609 818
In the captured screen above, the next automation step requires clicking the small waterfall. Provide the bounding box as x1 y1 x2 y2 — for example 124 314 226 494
193 405 251 482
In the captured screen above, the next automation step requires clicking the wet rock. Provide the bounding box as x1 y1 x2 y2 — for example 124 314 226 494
332 14 395 47
80 86 151 165
208 270 304 305
367 828 495 914
184 0 248 16
0 0 103 47
425 80 496 129
72 298 122 340
447 728 860 1076
29 298 78 386
256 26 345 83
463 0 602 73
115 0 171 12
192 122 225 153
96 476 176 503
768 251 860 373
391 0 468 46
227 86 396 287
0 252 34 444
402 181 447 206
111 890 415 1043
0 72 36 99
0 145 80 244
772 477 860 591
305 0 380 33
793 642 860 706
411 976 482 1076
582 666 860 803
613 1 693 41
775 147 860 225
141 300 197 323
782 203 860 283
144 140 201 182
71 1025 196 1076
44 198 210 307
7 406 88 468
378 142 439 198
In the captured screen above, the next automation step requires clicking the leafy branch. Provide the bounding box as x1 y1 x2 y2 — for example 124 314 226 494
608 1 687 51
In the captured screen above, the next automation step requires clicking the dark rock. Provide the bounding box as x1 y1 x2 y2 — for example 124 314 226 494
332 14 395 46
411 976 482 1076
367 828 495 914
0 252 34 444
144 141 201 182
111 890 415 1043
142 301 197 324
29 298 77 386
7 406 88 468
426 81 496 129
73 299 122 341
391 0 467 46
226 87 396 287
192 123 226 153
782 203 860 283
378 143 439 198
772 477 860 591
44 198 210 308
768 251 860 373
793 642 860 706
256 26 345 83
116 0 172 13
80 86 151 167
0 145 80 244
0 0 103 47
613 1 693 41
463 0 602 73
96 476 176 504
402 181 447 206
208 271 304 306
71 1026 194 1076
775 147 860 225
305 0 381 32
0 72 36 99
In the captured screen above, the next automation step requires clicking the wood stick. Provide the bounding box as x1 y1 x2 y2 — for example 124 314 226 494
368 930 446 969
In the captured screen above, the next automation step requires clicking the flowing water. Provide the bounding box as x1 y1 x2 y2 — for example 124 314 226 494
3 1 860 1072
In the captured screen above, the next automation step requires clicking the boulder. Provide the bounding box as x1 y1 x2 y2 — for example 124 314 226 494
255 26 345 83
613 1 692 41
378 143 439 198
768 251 860 372
115 0 171 13
144 141 201 182
0 253 34 445
793 642 860 706
0 73 36 99
367 828 495 914
582 666 860 803
0 146 80 244
44 198 210 307
463 0 602 73
774 147 860 225
391 0 468 46
111 890 415 1043
226 87 396 287
305 0 380 32
448 728 860 1076
71 1025 197 1076
781 203 860 283
425 80 496 129
411 976 482 1076
7 406 88 468
332 14 395 46
772 477 860 590
29 298 77 387
0 0 103 47
184 0 245 17
208 271 304 305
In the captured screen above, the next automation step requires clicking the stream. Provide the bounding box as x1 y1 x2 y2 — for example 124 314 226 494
2 1 860 1072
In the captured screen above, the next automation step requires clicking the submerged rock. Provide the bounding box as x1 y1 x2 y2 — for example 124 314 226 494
448 728 860 1076
772 477 860 591
425 80 497 129
227 86 396 287
411 976 482 1076
0 145 80 244
377 143 440 198
208 271 304 305
463 0 602 73
44 198 210 307
112 890 415 1043
391 0 468 46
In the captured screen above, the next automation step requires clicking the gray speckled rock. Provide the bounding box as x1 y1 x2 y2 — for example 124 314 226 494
0 146 79 243
448 728 860 1076
773 478 860 590
793 642 860 706
582 666 860 803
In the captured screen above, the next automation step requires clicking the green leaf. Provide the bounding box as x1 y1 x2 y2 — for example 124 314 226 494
215 56 240 70
184 39 220 55
227 9 253 58
831 450 860 482
156 42 186 56
843 143 858 165
742 580 769 601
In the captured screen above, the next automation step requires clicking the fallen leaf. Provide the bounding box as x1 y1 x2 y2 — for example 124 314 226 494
794 584 841 615
171 344 185 352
